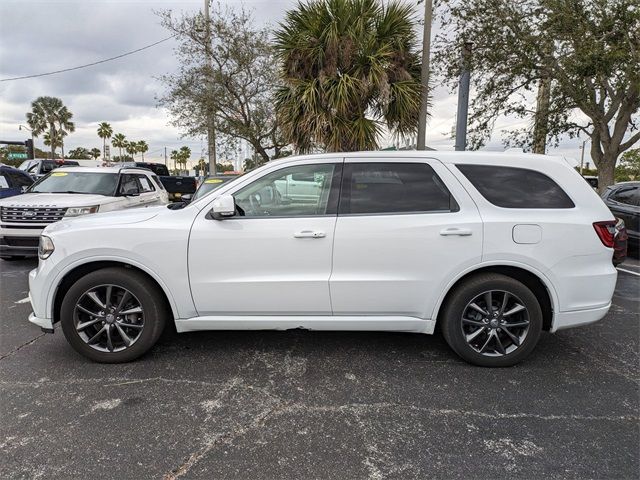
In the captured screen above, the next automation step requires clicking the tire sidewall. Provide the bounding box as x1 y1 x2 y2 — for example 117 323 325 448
60 268 166 363
441 274 543 367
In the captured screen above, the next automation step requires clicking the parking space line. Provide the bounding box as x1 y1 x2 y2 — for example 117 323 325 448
15 297 30 304
617 267 640 277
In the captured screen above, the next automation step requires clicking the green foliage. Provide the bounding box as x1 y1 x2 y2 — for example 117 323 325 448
274 0 424 152
617 148 640 180
111 133 127 160
158 4 288 163
67 147 91 159
26 96 75 159
434 0 640 189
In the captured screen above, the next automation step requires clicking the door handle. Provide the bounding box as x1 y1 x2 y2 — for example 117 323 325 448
294 230 326 238
440 227 473 236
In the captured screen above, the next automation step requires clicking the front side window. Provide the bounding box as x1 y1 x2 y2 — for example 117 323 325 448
456 164 575 209
118 174 140 195
30 172 119 195
339 162 456 215
234 163 339 217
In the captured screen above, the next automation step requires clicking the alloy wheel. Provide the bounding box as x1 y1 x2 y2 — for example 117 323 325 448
461 290 530 357
74 284 145 353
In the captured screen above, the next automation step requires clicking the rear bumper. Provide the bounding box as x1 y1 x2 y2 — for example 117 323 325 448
551 302 611 332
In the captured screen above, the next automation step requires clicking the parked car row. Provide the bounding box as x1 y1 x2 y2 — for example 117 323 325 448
0 166 167 260
26 151 620 368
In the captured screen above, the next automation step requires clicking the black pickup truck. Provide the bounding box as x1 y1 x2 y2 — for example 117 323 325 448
120 162 197 202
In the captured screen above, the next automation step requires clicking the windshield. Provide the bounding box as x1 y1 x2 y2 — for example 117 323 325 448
192 176 240 201
30 172 118 195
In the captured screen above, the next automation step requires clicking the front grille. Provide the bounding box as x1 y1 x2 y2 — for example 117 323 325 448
1 206 67 224
2 237 39 248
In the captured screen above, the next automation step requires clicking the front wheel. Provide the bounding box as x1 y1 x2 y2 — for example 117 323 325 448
440 273 543 367
60 267 167 363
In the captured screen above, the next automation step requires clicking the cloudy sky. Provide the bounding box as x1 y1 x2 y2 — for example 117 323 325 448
0 0 588 166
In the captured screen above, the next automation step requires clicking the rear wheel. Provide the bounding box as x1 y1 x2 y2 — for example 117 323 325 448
441 273 543 367
60 267 167 363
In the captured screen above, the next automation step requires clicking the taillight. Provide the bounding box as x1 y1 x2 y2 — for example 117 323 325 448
593 221 616 248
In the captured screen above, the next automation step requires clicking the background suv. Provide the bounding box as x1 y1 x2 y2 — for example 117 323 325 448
602 181 639 256
0 166 168 260
28 152 617 367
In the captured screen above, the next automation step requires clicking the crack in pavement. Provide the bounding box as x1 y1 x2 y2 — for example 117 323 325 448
0 333 46 361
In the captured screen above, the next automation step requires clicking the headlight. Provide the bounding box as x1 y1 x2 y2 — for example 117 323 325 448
39 236 55 260
64 205 100 217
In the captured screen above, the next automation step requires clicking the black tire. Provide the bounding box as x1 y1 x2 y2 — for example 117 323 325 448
1 256 27 261
60 267 168 363
440 273 543 367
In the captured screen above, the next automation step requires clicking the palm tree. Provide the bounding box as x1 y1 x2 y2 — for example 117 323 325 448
274 0 423 152
170 150 179 173
90 148 101 160
112 133 126 160
25 96 73 160
43 131 63 156
137 141 148 160
97 122 113 160
57 106 75 159
178 146 191 173
125 141 137 159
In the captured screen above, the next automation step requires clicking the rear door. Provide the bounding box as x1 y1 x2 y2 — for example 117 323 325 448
329 158 482 319
608 186 640 238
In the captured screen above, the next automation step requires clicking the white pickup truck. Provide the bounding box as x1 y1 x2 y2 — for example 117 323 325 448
0 166 168 260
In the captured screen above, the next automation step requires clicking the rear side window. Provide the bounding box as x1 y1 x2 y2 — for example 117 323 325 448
339 163 457 215
456 164 575 209
135 174 156 192
611 186 640 206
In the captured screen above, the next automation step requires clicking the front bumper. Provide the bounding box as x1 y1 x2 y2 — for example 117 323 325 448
0 225 44 257
29 312 54 332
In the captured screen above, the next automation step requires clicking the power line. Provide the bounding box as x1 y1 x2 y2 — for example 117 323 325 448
0 35 176 82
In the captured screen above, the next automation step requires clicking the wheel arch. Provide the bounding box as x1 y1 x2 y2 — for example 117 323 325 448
433 264 556 331
51 260 177 326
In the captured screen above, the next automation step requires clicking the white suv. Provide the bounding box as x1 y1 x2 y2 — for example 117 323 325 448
0 166 168 260
28 152 617 366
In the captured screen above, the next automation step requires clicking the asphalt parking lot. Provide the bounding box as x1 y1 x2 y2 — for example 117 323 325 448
1 258 638 480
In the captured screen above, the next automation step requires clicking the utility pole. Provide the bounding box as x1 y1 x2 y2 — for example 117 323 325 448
164 147 168 167
579 140 587 174
416 0 433 151
203 0 217 175
454 42 473 152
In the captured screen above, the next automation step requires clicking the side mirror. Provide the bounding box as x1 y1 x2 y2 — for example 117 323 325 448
209 194 236 220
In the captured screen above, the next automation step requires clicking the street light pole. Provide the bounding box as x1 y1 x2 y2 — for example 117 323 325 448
19 125 35 159
416 0 433 151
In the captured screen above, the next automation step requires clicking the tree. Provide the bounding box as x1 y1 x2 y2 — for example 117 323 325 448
434 0 640 190
125 141 138 159
157 4 288 164
26 96 73 160
90 148 101 160
216 163 234 172
137 140 148 160
57 106 75 159
274 0 423 153
178 146 191 172
97 122 113 160
617 147 640 180
67 147 91 159
170 149 180 172
43 131 63 156
112 133 127 160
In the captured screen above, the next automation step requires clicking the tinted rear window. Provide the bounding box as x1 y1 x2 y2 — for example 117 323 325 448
456 164 575 209
339 163 457 215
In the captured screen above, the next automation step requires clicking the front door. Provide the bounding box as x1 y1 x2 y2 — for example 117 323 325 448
329 158 483 319
188 158 343 316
